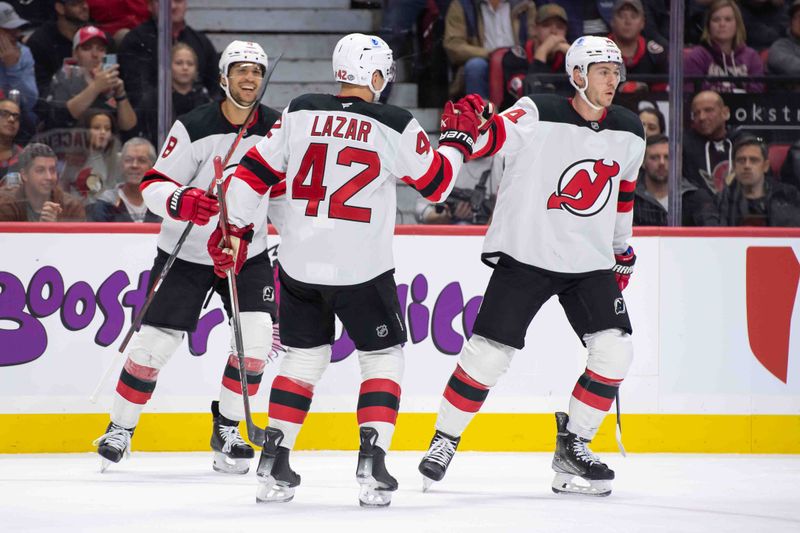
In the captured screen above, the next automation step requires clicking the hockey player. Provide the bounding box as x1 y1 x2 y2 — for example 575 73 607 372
207 33 480 506
93 41 281 475
418 36 645 497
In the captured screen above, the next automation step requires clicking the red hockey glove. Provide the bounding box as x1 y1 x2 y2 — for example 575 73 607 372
207 223 254 278
612 246 636 291
439 101 479 159
167 186 220 225
458 93 495 133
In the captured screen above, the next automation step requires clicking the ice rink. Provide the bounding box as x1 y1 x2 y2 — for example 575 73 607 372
1 451 798 532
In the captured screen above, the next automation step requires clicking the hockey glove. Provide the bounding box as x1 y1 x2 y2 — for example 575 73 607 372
167 186 220 225
439 101 479 159
612 246 636 291
207 223 254 278
458 94 495 133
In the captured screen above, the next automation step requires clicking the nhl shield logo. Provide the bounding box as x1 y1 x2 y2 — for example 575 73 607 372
262 286 275 302
547 159 620 217
614 297 626 315
376 324 389 338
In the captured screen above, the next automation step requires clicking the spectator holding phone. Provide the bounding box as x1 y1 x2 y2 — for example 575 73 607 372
44 25 137 133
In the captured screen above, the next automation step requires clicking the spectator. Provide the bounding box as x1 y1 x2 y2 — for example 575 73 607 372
0 3 37 122
44 25 136 133
118 0 219 107
0 97 22 183
135 41 211 146
87 0 149 45
547 0 613 42
7 0 56 32
524 3 571 95
442 0 535 98
608 0 667 93
719 135 800 226
65 109 121 197
0 142 86 221
638 105 664 137
27 0 91 95
641 0 669 47
683 90 739 195
739 0 789 51
416 155 501 224
767 0 800 77
633 134 719 226
684 0 765 94
779 137 800 190
89 136 159 222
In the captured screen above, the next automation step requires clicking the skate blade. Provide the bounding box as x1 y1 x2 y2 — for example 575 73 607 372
99 458 112 473
551 473 612 497
422 477 435 493
212 452 250 475
256 475 295 503
358 481 393 507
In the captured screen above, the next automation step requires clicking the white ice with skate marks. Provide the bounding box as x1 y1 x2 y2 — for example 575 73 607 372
1 452 798 533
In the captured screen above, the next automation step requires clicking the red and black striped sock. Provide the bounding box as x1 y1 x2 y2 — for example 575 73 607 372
443 365 490 414
115 358 159 405
570 369 622 413
267 375 314 449
357 378 401 451
221 354 265 396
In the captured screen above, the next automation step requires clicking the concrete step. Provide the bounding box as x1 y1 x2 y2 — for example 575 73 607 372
207 33 343 59
192 0 350 8
271 59 410 83
186 8 377 33
262 82 418 108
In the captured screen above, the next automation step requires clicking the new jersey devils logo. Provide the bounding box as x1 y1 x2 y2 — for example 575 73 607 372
547 159 620 216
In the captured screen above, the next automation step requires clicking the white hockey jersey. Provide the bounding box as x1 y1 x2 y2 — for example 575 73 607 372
140 103 280 264
473 94 645 274
226 94 464 286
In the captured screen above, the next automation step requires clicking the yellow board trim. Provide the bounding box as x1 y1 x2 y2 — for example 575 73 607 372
1 413 798 453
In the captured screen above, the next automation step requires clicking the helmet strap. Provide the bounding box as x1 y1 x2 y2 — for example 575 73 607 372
570 70 604 112
220 75 256 110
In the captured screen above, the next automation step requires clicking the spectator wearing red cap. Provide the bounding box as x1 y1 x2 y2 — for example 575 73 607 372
27 0 94 95
608 0 667 93
44 25 136 133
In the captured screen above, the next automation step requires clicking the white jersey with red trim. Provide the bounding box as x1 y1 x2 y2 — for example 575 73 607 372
473 94 645 274
140 102 280 265
226 93 464 286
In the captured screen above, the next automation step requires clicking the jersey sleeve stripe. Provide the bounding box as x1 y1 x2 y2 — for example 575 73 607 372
269 180 286 198
619 179 637 193
234 165 270 195
472 116 504 158
617 199 634 212
139 169 180 191
238 152 284 188
401 150 442 194
425 153 455 202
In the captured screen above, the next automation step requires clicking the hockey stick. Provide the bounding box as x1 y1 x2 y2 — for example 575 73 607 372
89 53 282 404
213 155 265 447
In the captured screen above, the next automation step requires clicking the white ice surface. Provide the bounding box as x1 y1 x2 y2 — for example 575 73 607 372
1 452 798 533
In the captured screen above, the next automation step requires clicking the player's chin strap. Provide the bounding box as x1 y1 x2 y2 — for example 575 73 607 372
574 78 604 112
615 389 627 457
221 77 257 110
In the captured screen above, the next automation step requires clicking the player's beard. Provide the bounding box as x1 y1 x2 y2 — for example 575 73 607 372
230 82 258 108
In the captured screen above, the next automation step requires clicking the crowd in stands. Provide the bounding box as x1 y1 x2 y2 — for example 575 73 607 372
0 0 798 226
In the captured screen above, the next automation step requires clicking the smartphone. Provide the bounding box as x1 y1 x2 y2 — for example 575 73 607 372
102 54 117 70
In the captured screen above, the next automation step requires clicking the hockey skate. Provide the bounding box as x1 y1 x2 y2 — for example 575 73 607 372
210 401 254 474
418 430 460 492
356 427 398 507
551 412 614 497
93 422 134 473
255 427 300 503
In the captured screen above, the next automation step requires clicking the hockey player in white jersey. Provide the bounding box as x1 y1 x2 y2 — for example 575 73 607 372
207 33 481 506
93 41 282 475
418 36 645 497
